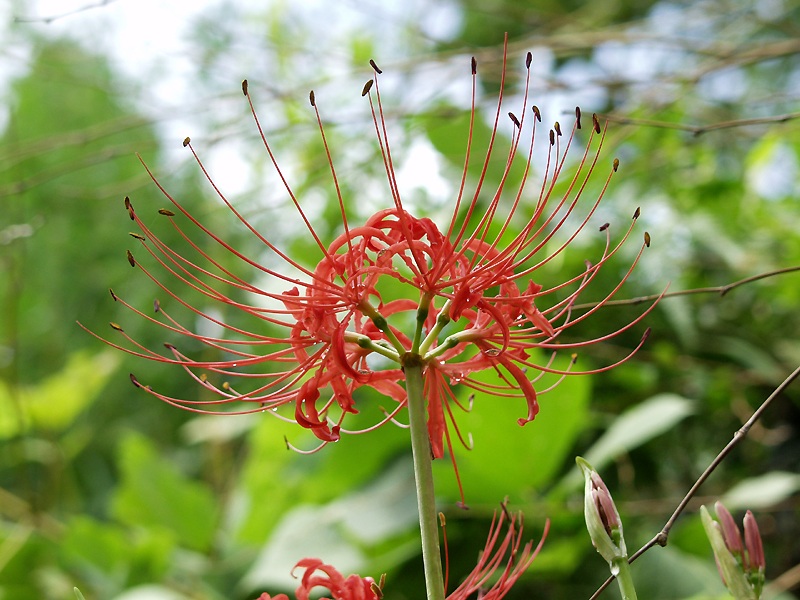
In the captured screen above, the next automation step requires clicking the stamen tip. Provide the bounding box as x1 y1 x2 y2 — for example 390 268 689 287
109 288 118 301
126 250 135 267
109 322 123 332
471 56 477 74
531 105 541 122
153 299 161 313
158 208 175 217
554 121 562 136
129 373 141 388
599 222 610 232
124 196 135 220
576 106 582 129
613 157 620 172
508 111 520 128
369 59 382 74
525 51 532 69
309 90 315 107
182 137 190 147
633 206 641 220
241 79 248 96
644 231 651 247
592 113 601 134
361 79 374 97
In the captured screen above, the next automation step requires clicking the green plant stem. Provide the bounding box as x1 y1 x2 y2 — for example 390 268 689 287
613 557 638 600
404 358 446 600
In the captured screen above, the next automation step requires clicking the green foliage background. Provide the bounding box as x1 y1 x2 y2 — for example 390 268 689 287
1 1 799 599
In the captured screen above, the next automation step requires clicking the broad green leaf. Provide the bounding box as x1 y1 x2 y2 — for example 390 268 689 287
432 354 591 503
110 432 218 552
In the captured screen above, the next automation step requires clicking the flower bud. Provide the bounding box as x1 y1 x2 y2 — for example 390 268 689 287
577 457 628 568
700 503 765 600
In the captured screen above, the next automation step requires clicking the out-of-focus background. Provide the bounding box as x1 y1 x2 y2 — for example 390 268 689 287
1 0 799 598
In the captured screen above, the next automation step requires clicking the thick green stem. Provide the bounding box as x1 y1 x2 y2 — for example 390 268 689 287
403 358 446 600
612 557 638 600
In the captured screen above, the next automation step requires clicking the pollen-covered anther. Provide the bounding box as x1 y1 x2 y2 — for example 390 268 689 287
309 90 316 107
182 137 190 147
525 51 532 68
613 158 620 172
508 112 520 128
153 299 161 313
599 222 610 232
554 121 562 136
592 113 601 134
361 79 374 97
369 59 382 74
110 322 124 332
549 130 555 146
531 105 541 122
241 79 248 96
644 231 651 247
158 208 175 217
632 206 641 220
126 250 135 267
129 232 145 241
109 288 118 302
576 106 582 129
199 373 207 382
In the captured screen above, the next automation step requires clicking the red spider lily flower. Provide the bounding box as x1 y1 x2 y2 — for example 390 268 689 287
84 39 656 480
443 503 549 600
254 559 381 600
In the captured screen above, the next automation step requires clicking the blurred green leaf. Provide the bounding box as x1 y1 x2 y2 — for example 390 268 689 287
0 351 119 439
722 472 800 510
560 393 695 490
110 432 218 552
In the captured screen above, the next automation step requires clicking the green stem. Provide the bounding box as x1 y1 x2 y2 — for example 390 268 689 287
613 557 638 600
403 358 445 600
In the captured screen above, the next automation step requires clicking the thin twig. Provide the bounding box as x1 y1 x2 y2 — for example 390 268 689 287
600 111 800 136
572 265 800 311
589 363 800 599
13 0 120 24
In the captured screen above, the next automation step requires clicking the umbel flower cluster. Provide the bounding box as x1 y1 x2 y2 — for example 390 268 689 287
88 56 653 459
86 38 658 599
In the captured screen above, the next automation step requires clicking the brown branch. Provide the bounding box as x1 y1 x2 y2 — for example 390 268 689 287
572 265 800 311
13 0 120 24
589 363 800 599
600 111 800 136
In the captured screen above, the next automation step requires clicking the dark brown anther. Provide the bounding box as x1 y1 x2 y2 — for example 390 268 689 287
129 232 145 241
613 158 620 172
361 79 374 97
644 231 651 247
508 112 520 128
369 59 382 74
163 343 175 350
109 288 118 301
525 51 532 69
592 113 601 134
183 137 190 147
124 196 135 220
126 250 135 267
531 105 541 122
110 322 124 332
633 206 641 220
241 79 248 96
571 353 578 364
129 373 141 388
575 107 582 129
554 121 562 136
153 299 161 313
471 56 477 74
549 129 555 146
599 222 610 232
309 90 315 107
158 208 175 216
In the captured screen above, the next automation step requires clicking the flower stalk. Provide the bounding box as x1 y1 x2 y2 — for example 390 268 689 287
404 356 446 600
